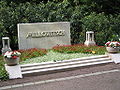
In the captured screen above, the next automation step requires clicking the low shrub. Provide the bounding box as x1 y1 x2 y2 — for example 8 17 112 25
18 48 47 61
52 44 106 55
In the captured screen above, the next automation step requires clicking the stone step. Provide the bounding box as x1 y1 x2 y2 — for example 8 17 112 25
21 55 108 68
21 55 113 76
21 57 111 72
22 60 113 75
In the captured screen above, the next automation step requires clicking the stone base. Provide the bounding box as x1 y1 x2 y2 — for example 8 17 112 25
5 64 23 79
84 41 96 46
106 47 119 53
107 53 120 64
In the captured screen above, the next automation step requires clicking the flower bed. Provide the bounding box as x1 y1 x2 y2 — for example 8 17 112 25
52 44 106 55
20 45 106 64
20 50 97 64
18 48 47 62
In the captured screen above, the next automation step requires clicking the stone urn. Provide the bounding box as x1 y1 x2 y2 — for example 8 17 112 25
106 47 119 53
4 57 20 66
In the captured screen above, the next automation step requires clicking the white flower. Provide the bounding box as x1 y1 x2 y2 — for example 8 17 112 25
4 51 10 57
4 51 21 59
105 41 120 48
7 55 12 58
16 52 21 55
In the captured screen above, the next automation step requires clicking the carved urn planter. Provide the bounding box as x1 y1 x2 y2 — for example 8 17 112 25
105 41 120 53
106 47 119 53
4 57 20 66
4 51 21 66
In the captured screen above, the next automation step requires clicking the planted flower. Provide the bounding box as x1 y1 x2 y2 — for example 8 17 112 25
4 51 21 59
3 51 21 66
105 41 120 53
105 41 120 48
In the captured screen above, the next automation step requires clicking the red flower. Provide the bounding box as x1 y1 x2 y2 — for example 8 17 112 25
12 56 18 59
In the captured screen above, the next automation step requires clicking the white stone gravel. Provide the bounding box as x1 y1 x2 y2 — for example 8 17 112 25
20 51 96 64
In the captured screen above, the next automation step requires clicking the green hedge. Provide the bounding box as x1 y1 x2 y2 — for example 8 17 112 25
0 1 120 51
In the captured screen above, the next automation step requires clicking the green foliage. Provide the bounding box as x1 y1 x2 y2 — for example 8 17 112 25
70 5 91 44
81 12 120 45
92 0 120 14
0 56 9 81
0 0 120 50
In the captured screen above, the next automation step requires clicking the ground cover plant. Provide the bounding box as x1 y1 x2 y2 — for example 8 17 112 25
52 44 106 55
20 50 97 64
20 45 106 64
18 48 47 62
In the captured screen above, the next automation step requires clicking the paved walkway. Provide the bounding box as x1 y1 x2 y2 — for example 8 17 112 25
0 63 120 90
1 69 120 90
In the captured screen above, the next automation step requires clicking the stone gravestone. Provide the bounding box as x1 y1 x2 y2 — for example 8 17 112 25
18 22 71 49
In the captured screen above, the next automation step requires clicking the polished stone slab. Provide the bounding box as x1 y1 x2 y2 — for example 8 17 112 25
18 22 71 49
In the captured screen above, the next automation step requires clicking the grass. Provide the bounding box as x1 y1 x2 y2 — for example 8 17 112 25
20 50 98 64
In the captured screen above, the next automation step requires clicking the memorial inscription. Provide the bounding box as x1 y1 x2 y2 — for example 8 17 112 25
26 30 65 38
18 22 71 49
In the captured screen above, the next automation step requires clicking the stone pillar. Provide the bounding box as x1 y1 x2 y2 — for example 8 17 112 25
5 64 23 79
1 37 11 55
84 31 96 46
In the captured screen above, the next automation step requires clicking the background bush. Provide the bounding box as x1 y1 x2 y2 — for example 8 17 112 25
0 0 120 52
81 13 120 45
